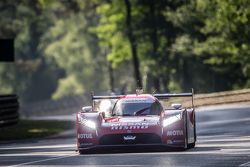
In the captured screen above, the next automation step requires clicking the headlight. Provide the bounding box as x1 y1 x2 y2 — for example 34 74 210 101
163 113 181 127
78 115 96 129
85 120 96 129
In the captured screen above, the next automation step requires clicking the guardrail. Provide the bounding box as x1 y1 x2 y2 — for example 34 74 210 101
0 94 19 127
19 89 250 117
194 89 250 107
165 89 250 108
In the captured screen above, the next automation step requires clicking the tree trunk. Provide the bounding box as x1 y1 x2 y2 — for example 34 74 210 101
149 1 161 91
108 61 114 92
124 0 142 88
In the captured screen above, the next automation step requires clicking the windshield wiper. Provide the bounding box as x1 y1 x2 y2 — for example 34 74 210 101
122 114 132 116
133 107 150 116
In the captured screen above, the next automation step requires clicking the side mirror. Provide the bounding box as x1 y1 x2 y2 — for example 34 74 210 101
171 103 182 109
101 112 105 118
81 106 92 112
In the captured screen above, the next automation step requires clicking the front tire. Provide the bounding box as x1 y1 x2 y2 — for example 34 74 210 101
79 149 93 154
79 150 86 154
188 142 195 148
188 110 196 149
183 110 188 150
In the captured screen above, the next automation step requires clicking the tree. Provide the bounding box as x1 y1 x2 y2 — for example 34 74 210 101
41 0 110 99
0 0 63 102
124 0 142 88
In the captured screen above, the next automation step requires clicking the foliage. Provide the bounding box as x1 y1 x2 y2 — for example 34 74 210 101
164 0 250 91
0 0 249 103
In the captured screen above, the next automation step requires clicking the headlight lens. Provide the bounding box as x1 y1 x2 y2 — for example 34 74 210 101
163 113 181 127
78 115 96 129
85 120 96 129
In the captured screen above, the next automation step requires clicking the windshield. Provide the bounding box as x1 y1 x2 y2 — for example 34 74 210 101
112 98 161 116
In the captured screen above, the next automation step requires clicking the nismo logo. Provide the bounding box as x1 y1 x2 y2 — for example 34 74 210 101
110 122 149 130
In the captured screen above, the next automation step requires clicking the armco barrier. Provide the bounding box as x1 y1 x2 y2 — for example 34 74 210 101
165 89 250 108
194 89 250 107
20 89 250 117
0 94 19 127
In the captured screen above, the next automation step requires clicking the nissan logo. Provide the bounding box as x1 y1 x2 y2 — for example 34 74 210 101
123 135 136 140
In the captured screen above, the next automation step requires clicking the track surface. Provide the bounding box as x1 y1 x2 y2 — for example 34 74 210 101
1 105 250 167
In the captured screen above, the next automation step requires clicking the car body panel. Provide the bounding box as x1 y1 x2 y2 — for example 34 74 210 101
76 92 196 152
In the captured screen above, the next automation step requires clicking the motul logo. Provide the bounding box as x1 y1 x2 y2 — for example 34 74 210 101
78 133 93 139
167 130 184 136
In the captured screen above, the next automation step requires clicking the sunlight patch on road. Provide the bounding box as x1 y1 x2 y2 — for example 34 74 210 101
240 161 250 166
0 151 75 157
6 154 77 167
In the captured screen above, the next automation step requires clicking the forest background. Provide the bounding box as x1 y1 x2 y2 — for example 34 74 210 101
0 0 249 104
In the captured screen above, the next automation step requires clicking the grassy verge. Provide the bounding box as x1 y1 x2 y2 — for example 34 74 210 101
0 120 74 141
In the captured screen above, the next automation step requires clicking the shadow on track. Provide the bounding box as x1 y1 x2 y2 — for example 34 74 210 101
78 146 221 155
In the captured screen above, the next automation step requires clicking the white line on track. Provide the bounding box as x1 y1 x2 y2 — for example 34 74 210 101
198 136 250 142
6 154 77 167
0 151 73 157
240 161 250 166
62 164 144 167
0 144 75 150
15 165 146 167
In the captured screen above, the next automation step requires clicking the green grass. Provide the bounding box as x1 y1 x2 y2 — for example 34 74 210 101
0 120 74 141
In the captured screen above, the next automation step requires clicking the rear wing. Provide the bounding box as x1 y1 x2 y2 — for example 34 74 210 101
91 89 194 108
92 95 124 100
154 89 194 108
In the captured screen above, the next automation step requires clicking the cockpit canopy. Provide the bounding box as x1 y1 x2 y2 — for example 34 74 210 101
107 97 162 116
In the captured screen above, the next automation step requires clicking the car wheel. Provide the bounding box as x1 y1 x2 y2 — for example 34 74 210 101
79 149 92 154
79 150 85 154
183 110 188 150
187 111 196 149
188 142 195 148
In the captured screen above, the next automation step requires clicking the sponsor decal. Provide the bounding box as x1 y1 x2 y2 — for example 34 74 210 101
110 122 150 130
123 135 136 140
120 118 144 122
127 130 132 133
78 133 93 139
167 140 173 144
167 130 184 136
167 139 183 144
122 98 154 103
80 143 93 146
173 140 184 143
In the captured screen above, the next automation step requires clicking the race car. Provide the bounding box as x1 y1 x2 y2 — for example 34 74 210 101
76 90 196 154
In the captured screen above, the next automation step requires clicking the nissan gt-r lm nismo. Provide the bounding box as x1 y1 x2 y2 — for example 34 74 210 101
76 90 196 154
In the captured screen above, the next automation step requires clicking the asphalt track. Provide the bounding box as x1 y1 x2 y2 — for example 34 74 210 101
1 104 250 167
